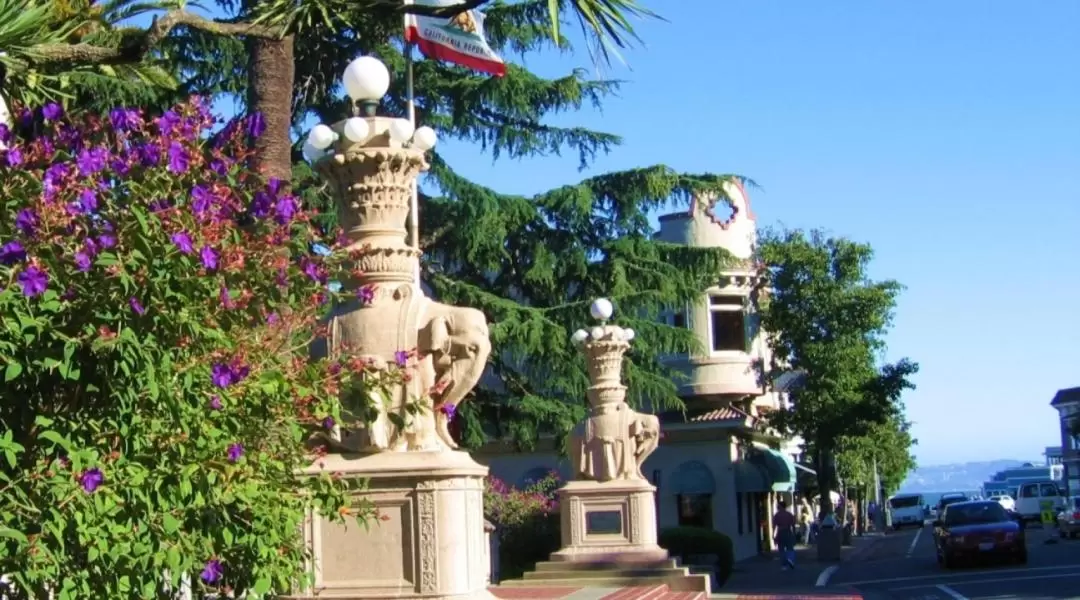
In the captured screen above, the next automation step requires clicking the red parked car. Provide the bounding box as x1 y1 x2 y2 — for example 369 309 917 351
933 500 1027 568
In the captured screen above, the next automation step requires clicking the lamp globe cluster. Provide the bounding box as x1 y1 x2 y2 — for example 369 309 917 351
570 298 635 345
302 55 439 162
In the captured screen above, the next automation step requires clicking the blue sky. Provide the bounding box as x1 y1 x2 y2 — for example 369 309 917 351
432 0 1079 466
182 1 1077 466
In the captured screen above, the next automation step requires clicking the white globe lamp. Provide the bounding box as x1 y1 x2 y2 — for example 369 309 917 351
589 298 614 321
388 118 415 144
343 56 390 116
589 326 605 341
412 126 438 151
571 329 589 344
307 124 337 150
343 117 370 143
623 328 636 342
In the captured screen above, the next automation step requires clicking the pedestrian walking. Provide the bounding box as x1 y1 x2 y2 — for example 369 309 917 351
773 499 797 569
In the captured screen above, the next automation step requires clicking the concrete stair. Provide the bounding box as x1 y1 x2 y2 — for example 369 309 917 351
497 559 711 595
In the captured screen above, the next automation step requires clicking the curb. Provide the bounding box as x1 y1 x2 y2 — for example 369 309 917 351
711 595 862 599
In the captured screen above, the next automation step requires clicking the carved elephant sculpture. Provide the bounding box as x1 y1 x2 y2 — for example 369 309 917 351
418 301 492 449
568 403 660 482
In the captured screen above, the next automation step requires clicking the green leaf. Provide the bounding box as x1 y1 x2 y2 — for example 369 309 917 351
0 527 27 543
253 576 272 595
38 430 71 450
4 361 22 382
162 513 180 534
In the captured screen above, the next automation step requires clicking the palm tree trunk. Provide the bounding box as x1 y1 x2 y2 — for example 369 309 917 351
246 35 295 184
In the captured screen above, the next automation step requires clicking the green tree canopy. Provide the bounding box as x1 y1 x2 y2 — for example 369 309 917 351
835 416 917 497
757 229 918 510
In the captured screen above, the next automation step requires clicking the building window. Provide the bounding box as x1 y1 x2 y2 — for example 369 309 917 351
677 494 713 529
708 294 746 352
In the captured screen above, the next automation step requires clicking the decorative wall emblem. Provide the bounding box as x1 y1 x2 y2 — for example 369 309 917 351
704 195 739 230
418 491 438 592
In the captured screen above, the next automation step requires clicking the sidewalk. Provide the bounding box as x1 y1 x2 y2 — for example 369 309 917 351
713 535 886 597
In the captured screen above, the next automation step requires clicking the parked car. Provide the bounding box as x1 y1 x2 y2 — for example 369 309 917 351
888 493 928 530
1056 496 1080 539
933 501 1026 568
937 492 969 516
989 494 1016 512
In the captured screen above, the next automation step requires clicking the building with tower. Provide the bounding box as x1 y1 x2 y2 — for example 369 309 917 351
475 181 811 562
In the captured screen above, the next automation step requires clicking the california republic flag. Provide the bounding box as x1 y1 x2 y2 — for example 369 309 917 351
404 0 507 76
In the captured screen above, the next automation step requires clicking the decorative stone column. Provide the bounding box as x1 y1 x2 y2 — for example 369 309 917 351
551 299 668 563
291 56 495 600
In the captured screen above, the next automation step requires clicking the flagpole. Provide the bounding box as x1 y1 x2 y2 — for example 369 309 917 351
404 3 420 285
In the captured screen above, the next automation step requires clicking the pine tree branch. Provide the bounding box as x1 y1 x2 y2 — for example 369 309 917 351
21 1 490 67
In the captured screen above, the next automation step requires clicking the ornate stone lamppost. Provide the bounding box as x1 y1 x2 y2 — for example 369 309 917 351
295 55 495 600
552 299 667 563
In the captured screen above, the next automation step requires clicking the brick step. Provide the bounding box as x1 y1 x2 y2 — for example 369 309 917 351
600 584 669 600
534 559 681 572
523 567 690 581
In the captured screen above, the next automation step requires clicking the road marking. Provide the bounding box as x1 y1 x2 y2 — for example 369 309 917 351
892 571 1080 591
815 564 839 587
935 584 968 600
906 526 923 558
839 563 1080 587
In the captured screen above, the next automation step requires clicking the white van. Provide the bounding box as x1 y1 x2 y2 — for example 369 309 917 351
1015 481 1067 521
888 493 926 529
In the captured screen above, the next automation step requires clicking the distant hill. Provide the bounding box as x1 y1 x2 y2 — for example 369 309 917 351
899 460 1041 493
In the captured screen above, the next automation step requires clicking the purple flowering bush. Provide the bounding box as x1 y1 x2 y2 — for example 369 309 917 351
0 101 385 598
484 473 561 579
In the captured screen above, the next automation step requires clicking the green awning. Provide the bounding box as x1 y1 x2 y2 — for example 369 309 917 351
734 461 770 493
750 448 798 493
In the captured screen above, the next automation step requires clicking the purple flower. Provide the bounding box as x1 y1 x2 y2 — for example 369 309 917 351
158 110 182 135
76 147 107 177
357 285 376 305
17 266 48 297
170 231 194 254
200 558 223 584
135 142 161 166
199 246 218 270
322 416 335 430
227 443 244 463
73 188 98 214
129 297 146 315
74 252 92 272
219 286 235 309
167 141 189 174
209 395 223 410
438 403 456 421
211 364 234 388
191 185 214 217
5 148 23 167
42 102 64 121
274 195 298 224
97 233 117 249
0 124 10 143
300 258 326 284
0 241 26 265
250 192 272 219
211 362 249 388
247 113 267 138
108 107 140 132
15 209 38 236
80 468 104 493
266 312 280 325
394 350 409 367
209 159 228 176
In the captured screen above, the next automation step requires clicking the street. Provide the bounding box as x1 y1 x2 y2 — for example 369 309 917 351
826 523 1080 599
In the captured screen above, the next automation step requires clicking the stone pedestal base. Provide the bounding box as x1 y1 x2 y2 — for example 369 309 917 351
290 451 497 600
550 479 668 563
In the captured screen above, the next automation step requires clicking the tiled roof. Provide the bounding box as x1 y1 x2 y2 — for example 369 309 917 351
688 406 750 423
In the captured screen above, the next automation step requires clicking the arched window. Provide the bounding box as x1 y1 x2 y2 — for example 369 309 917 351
670 461 716 529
